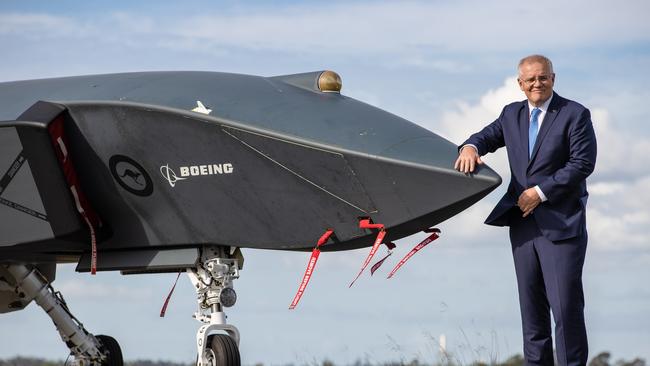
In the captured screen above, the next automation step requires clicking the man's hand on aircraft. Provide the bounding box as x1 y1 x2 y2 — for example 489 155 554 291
454 145 483 173
518 188 541 217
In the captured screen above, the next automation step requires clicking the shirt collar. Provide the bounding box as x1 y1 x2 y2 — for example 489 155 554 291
528 92 554 114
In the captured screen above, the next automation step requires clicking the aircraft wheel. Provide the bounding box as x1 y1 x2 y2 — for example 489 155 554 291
97 334 124 366
208 334 240 366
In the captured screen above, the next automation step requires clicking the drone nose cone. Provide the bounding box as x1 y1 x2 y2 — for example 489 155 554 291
378 135 501 191
347 135 501 239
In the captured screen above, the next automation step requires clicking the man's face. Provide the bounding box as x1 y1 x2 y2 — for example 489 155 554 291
518 61 555 106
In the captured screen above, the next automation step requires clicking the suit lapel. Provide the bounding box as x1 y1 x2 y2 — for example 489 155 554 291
527 95 561 169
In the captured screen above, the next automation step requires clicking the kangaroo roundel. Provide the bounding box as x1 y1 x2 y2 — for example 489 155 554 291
109 155 153 197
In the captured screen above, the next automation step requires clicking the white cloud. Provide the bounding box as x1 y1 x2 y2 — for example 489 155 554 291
588 205 650 251
1 1 649 57
437 76 522 142
398 57 473 73
578 173 650 248
108 12 155 34
591 108 650 179
57 278 154 301
437 76 523 177
589 181 626 196
159 1 650 54
0 13 79 36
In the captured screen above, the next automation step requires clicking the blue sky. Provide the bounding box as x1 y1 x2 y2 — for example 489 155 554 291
0 1 649 364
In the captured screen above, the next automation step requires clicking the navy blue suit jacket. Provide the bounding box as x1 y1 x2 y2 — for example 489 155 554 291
463 93 597 241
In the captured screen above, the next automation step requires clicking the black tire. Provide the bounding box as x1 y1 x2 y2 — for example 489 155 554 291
96 334 124 366
209 334 240 366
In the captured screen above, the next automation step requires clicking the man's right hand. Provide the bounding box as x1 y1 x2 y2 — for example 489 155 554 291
454 145 484 173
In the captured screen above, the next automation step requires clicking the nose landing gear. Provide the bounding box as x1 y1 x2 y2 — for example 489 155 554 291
189 246 243 366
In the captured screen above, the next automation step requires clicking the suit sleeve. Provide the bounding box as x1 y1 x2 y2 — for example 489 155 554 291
538 108 597 203
461 107 506 156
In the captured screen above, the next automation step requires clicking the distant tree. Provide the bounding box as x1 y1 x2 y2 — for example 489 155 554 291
402 359 426 366
615 358 646 366
499 354 525 366
0 357 60 366
351 358 373 366
590 352 612 366
125 361 193 366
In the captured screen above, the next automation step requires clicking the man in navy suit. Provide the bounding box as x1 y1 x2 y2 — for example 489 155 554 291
454 55 597 365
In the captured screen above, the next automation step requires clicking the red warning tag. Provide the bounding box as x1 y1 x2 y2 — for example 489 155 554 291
387 229 440 279
370 242 396 275
289 229 334 309
160 272 182 317
349 228 386 287
370 251 392 275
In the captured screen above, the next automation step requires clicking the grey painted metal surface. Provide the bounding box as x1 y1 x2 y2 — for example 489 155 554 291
0 71 468 168
0 70 501 269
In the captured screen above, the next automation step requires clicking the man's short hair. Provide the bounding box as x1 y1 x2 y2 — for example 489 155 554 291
518 55 554 75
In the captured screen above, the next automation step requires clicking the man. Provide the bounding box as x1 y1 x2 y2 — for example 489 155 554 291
454 55 597 365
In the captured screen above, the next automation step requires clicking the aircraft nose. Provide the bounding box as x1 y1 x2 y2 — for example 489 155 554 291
378 135 502 187
343 134 501 239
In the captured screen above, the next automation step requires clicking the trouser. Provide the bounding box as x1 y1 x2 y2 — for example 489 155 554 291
509 216 588 366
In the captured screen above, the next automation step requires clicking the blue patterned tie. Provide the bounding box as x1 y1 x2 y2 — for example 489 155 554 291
529 108 541 158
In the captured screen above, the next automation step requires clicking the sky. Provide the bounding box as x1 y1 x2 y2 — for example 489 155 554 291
0 0 649 364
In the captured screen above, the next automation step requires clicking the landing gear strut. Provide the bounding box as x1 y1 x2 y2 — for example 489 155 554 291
188 246 242 366
4 264 123 366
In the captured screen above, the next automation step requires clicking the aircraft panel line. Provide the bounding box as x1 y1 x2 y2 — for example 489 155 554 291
222 128 369 214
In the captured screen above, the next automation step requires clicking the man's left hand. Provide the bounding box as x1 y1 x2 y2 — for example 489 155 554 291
518 188 541 217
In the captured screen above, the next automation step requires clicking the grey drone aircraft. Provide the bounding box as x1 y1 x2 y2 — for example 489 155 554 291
0 70 501 366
